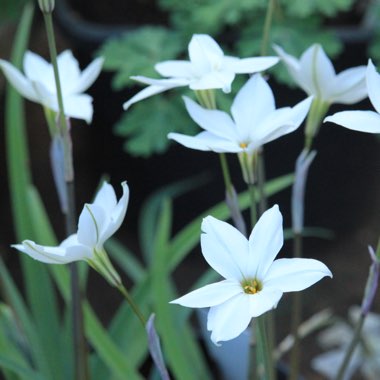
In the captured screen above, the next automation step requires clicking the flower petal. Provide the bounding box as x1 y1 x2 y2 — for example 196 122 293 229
332 66 367 104
170 279 242 308
77 203 107 247
0 59 38 102
223 56 279 74
72 56 104 94
100 182 129 243
189 70 235 92
56 50 81 94
247 205 283 278
207 293 251 345
249 287 283 317
324 111 380 133
155 60 194 78
231 74 275 138
183 96 236 140
93 181 117 211
264 258 332 292
23 51 54 92
366 59 380 114
63 94 93 123
200 215 249 281
12 240 69 264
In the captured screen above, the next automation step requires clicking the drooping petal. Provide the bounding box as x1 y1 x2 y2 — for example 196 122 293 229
0 59 38 102
183 96 237 139
332 66 367 104
223 56 279 74
299 44 336 99
62 93 93 123
188 34 224 75
77 203 107 247
72 56 104 94
247 205 283 278
231 74 275 138
324 111 380 133
155 60 194 78
170 279 242 308
207 293 251 345
249 287 283 317
168 131 242 153
200 216 249 281
99 181 129 244
366 59 380 114
264 258 332 292
12 240 69 264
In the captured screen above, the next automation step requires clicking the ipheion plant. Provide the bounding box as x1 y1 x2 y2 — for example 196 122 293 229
170 205 332 345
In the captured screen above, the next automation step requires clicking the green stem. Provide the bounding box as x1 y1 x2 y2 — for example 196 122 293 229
248 183 257 228
256 149 267 219
117 284 147 327
289 233 302 380
42 12 88 380
219 153 233 197
256 316 275 380
335 315 365 380
260 0 276 56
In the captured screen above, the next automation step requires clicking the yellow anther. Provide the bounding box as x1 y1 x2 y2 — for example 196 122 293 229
239 142 248 149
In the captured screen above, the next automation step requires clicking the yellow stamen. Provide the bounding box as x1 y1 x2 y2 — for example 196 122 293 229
239 142 248 149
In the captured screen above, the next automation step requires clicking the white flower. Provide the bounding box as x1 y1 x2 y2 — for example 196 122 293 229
0 50 103 123
170 205 332 345
274 44 367 104
168 74 312 154
123 34 279 110
312 306 380 380
324 60 380 133
12 182 129 285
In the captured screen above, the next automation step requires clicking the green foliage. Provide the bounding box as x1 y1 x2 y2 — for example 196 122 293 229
0 0 29 23
99 26 184 90
281 0 354 17
114 93 198 157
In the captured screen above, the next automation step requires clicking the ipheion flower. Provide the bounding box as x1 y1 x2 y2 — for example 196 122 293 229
13 181 128 286
170 205 332 345
123 34 279 110
0 50 103 123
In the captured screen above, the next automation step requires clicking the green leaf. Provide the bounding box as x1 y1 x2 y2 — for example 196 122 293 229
0 0 29 23
114 93 197 157
98 26 184 90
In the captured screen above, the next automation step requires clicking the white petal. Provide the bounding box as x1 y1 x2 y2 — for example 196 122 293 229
366 59 380 113
170 279 242 308
77 203 107 247
231 74 275 137
31 80 56 109
188 34 224 75
183 96 237 139
72 56 104 94
23 51 54 92
63 94 93 123
249 287 283 317
12 240 69 264
247 205 283 278
300 44 336 99
189 70 235 92
0 59 38 102
324 111 380 133
93 182 117 210
155 60 194 78
201 216 249 281
264 258 332 292
207 293 251 345
254 96 313 145
56 50 81 95
223 56 279 74
332 66 367 104
100 181 129 244
169 131 241 153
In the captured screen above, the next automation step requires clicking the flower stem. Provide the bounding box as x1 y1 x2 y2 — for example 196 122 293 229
42 12 88 380
289 232 302 380
260 0 276 57
248 183 257 228
256 316 275 380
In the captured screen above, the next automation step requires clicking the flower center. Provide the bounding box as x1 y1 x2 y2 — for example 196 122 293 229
242 278 262 295
239 142 248 149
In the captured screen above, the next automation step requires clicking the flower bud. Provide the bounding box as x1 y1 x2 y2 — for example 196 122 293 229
38 0 55 14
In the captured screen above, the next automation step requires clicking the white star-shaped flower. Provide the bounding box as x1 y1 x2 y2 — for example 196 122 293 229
170 205 332 345
324 59 380 133
274 44 367 105
13 182 128 285
168 74 312 154
0 50 103 123
123 34 279 110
